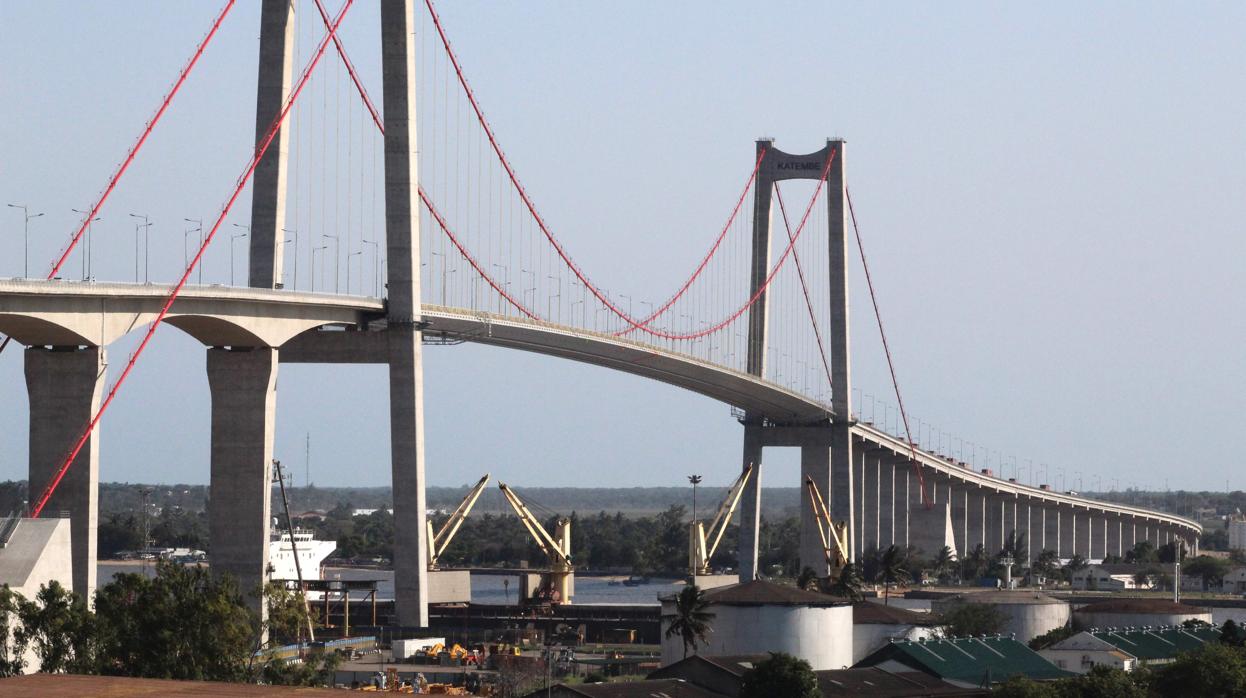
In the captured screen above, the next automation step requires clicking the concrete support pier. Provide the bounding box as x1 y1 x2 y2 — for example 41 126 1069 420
26 346 105 599
738 425 764 580
207 347 277 614
381 0 430 626
799 440 830 576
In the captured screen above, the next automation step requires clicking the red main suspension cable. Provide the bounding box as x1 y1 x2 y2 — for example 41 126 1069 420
47 0 237 281
0 0 236 360
30 0 355 519
773 182 833 387
311 0 383 134
424 0 718 336
846 188 929 508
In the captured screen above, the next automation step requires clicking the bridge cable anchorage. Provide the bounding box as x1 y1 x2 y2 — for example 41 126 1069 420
29 0 357 519
773 183 833 388
846 188 930 509
423 0 768 337
0 0 238 361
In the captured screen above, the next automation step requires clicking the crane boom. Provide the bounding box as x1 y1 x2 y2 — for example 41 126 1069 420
498 483 572 569
426 474 490 569
689 463 754 575
805 476 850 572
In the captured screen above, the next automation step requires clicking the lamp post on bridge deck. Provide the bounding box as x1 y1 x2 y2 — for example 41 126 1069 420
185 218 203 283
129 213 152 283
71 208 100 281
363 239 379 297
283 228 298 290
322 234 340 293
231 224 250 286
8 204 44 279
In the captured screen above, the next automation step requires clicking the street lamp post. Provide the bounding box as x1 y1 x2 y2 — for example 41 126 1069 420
184 218 203 283
348 250 362 294
322 234 339 293
283 228 298 290
128 213 151 283
362 239 379 297
688 474 702 524
8 204 44 278
231 223 250 286
71 208 100 281
311 245 327 292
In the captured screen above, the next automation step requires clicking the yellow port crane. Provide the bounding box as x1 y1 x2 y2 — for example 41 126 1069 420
688 463 754 576
426 474 491 569
805 476 851 575
498 482 573 603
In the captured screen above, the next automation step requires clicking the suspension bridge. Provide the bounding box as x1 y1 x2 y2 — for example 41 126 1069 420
0 0 1199 626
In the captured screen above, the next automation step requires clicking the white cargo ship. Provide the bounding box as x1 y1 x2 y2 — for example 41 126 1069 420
268 529 337 582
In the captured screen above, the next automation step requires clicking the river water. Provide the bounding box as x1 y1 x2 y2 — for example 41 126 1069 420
98 562 674 606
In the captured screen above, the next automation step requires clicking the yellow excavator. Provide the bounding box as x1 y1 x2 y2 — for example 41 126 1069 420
688 463 754 577
806 476 851 577
499 482 573 604
426 474 491 570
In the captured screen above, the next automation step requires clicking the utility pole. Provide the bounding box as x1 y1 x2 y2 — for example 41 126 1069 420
139 487 154 552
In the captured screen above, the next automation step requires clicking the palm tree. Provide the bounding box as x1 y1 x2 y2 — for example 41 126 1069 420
963 544 990 581
663 585 715 659
796 567 819 592
827 563 864 602
933 545 956 582
878 545 910 605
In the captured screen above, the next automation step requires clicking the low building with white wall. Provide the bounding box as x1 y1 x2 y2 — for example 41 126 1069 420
0 517 75 674
659 580 853 670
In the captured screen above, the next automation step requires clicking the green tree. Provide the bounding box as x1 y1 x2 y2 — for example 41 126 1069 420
932 545 956 581
991 674 1057 697
796 567 819 592
826 563 864 602
1184 555 1231 590
1060 665 1146 697
740 652 819 698
878 545 910 605
663 585 715 660
1126 540 1158 564
1222 619 1246 648
93 561 255 681
939 602 1006 638
1032 549 1059 579
0 585 28 676
1002 530 1028 565
965 544 990 580
1066 553 1089 572
1151 642 1246 697
16 580 96 674
1027 625 1075 651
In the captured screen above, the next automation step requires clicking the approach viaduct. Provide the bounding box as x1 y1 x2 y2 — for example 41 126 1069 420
0 278 1200 605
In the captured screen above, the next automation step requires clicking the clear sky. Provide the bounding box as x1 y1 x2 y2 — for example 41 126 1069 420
0 1 1243 492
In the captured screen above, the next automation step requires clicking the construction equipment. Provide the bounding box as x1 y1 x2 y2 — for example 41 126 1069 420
805 476 851 574
689 463 754 576
426 474 490 569
498 482 573 603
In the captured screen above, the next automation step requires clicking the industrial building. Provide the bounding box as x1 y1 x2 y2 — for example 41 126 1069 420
1039 626 1222 673
851 602 943 663
855 636 1074 687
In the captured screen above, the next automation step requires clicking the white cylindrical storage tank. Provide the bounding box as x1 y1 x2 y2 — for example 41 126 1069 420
660 580 853 670
851 602 942 664
932 591 1070 643
1073 599 1213 630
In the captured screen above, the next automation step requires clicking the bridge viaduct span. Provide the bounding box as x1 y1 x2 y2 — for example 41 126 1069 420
2 0 1197 626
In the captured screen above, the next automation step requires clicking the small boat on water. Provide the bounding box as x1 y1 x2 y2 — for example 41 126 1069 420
622 575 650 587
